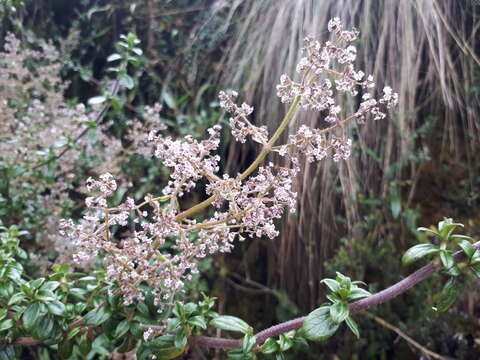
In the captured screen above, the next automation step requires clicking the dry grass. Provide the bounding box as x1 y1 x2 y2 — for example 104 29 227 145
200 0 480 309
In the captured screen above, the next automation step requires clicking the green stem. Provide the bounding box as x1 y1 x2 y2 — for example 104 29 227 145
174 96 301 221
239 95 301 180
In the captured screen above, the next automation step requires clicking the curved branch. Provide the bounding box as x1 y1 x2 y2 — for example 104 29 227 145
194 241 480 349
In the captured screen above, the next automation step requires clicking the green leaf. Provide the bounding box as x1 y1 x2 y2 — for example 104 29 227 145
438 219 463 239
88 96 107 105
0 309 6 321
35 315 54 339
120 74 134 90
114 319 130 338
188 315 207 329
35 289 56 302
278 333 294 352
416 227 439 236
23 302 40 329
470 263 480 278
67 327 81 340
434 277 460 312
30 278 45 289
345 316 360 339
402 243 440 265
131 47 143 56
450 234 474 242
260 338 279 354
84 306 112 326
41 281 60 292
321 278 340 293
329 302 349 324
162 89 177 109
107 53 122 62
472 250 480 264
302 306 340 341
210 315 251 334
457 240 474 259
174 329 187 350
0 319 13 332
8 292 26 306
439 250 455 270
242 333 256 353
47 300 66 316
347 288 371 301
226 348 251 360
390 193 401 219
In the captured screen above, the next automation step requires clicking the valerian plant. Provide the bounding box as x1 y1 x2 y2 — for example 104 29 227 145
1 17 478 360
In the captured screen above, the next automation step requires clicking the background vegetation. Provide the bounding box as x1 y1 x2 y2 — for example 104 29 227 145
0 0 479 359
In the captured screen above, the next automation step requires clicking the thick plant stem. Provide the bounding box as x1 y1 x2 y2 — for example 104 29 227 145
174 96 301 221
193 241 480 349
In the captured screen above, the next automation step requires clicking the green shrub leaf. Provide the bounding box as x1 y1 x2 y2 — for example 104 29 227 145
302 306 339 341
402 243 440 265
329 302 349 324
210 315 251 334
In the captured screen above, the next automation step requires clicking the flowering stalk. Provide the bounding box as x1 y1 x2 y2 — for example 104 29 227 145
60 17 398 327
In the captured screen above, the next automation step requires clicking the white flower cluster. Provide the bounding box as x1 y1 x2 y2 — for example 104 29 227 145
219 91 268 144
64 18 398 320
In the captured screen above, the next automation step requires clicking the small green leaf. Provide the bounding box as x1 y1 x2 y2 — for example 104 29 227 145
41 281 60 292
260 338 279 354
402 243 440 265
67 327 81 340
450 234 474 242
84 306 112 326
438 219 463 239
470 263 480 278
188 315 207 329
345 316 360 339
435 277 460 312
210 315 251 334
0 309 7 321
278 333 294 352
131 47 143 56
35 289 56 302
242 333 256 353
329 302 349 324
120 74 134 90
174 329 188 350
416 227 439 236
439 250 455 270
390 193 401 219
457 240 474 259
107 53 122 62
114 319 130 338
30 278 45 289
0 319 13 332
88 96 107 105
302 306 340 341
47 300 66 316
321 278 340 293
23 302 40 329
347 288 371 301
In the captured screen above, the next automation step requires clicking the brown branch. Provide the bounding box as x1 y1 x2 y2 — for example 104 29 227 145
193 241 480 349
